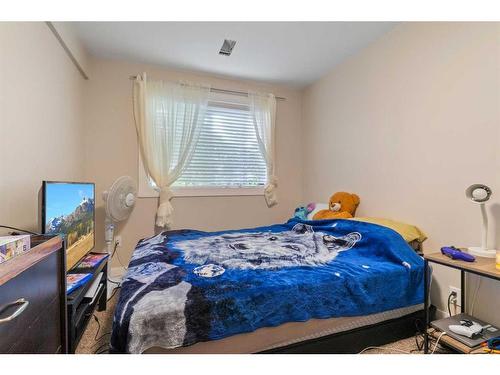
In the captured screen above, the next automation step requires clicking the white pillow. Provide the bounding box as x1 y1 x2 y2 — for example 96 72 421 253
306 203 329 220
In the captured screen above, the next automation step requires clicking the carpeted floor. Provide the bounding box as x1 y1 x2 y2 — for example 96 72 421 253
76 286 120 354
77 289 451 354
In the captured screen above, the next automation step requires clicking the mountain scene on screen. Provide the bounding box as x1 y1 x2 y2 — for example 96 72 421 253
46 197 94 248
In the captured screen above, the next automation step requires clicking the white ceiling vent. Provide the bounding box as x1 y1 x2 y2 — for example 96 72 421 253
219 39 236 56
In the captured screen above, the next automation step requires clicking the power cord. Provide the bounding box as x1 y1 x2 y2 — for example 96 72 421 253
92 314 112 353
93 314 101 341
111 239 128 271
93 332 111 346
412 324 450 354
107 277 120 286
0 224 40 236
94 342 110 354
107 285 121 302
107 241 125 286
431 332 447 354
110 240 119 259
106 242 123 303
448 291 457 317
358 346 411 354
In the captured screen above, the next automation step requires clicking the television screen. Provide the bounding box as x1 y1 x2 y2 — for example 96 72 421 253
42 181 95 270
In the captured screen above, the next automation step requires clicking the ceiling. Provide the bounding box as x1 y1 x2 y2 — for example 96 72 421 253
72 22 396 87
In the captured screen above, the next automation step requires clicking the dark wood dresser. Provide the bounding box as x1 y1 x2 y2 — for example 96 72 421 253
0 235 66 353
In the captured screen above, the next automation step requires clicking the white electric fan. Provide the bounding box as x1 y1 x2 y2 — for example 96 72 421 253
466 184 496 258
103 176 137 254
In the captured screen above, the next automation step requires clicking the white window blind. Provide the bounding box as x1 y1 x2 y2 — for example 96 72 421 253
173 100 268 188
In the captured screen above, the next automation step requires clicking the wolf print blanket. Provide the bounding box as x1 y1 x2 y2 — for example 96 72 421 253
110 219 424 353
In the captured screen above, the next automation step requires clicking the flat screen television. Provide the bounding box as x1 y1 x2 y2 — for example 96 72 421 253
42 181 95 270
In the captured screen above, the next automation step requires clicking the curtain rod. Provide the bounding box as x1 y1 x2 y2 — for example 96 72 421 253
129 75 286 101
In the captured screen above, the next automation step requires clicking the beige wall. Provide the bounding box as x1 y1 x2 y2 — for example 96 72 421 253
83 59 303 268
49 22 91 79
302 22 500 324
0 22 86 232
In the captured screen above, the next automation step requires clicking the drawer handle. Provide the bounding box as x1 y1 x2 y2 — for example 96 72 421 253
0 298 29 324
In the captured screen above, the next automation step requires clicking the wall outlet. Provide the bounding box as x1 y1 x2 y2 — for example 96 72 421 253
115 235 122 247
449 286 462 307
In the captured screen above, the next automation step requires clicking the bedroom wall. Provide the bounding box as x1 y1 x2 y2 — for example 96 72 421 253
0 22 87 233
83 58 303 270
302 22 500 325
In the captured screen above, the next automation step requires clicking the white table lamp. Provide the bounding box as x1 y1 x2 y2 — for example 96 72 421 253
466 184 497 258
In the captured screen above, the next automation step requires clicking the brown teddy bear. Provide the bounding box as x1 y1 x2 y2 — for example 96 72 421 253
313 192 360 220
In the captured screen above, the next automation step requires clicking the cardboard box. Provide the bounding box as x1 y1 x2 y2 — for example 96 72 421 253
0 235 31 264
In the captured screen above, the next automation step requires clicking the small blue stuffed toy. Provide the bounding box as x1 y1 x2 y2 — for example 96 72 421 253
293 203 317 220
293 206 309 220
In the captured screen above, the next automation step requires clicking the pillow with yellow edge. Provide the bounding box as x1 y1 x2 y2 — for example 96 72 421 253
348 217 427 243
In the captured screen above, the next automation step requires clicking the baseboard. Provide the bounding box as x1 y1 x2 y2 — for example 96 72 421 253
435 308 448 320
110 266 126 280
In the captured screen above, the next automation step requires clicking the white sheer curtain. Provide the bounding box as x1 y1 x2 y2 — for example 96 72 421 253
249 92 278 207
133 73 210 228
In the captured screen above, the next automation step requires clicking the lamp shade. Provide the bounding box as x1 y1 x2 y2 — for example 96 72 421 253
465 183 496 258
465 184 492 203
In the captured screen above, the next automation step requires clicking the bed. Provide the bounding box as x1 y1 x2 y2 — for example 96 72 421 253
110 218 425 354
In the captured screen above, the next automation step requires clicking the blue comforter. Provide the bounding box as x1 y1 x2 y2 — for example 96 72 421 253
110 219 424 353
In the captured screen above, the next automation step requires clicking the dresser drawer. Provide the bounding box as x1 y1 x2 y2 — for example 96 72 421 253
0 250 61 353
7 296 61 354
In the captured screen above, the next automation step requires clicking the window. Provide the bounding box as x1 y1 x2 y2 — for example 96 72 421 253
174 101 267 188
138 95 268 197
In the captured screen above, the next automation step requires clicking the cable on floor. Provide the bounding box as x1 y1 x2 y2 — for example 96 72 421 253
411 325 451 354
107 285 121 302
412 335 446 354
413 319 439 352
358 346 411 354
91 314 111 353
91 316 111 347
430 332 447 354
93 314 102 341
413 335 424 352
107 277 120 286
92 333 111 347
94 342 110 354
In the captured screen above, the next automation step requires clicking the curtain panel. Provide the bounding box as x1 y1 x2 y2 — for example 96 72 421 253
133 73 210 228
249 92 278 207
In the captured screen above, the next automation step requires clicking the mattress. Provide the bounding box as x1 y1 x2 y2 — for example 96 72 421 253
145 303 423 354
